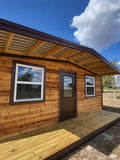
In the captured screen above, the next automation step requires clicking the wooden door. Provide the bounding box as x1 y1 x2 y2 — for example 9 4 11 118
59 70 77 121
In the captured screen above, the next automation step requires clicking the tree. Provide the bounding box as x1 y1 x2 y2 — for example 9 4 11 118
102 59 120 99
18 72 32 81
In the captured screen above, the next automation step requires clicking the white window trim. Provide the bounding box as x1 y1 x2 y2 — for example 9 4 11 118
85 76 95 97
14 63 44 102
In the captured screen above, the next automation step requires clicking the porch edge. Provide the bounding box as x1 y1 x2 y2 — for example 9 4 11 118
45 116 120 160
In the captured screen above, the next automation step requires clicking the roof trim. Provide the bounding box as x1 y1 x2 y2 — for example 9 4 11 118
0 18 120 74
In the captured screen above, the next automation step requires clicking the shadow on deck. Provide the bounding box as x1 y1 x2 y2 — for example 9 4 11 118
0 110 120 160
103 106 120 113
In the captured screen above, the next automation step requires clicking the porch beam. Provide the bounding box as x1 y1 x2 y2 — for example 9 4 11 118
43 45 65 58
57 48 78 60
27 40 45 55
83 61 104 68
4 32 14 53
92 66 110 71
90 65 109 70
68 51 88 61
97 69 115 73
77 57 99 65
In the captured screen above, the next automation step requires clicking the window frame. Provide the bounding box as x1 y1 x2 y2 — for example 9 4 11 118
10 60 46 105
85 75 95 97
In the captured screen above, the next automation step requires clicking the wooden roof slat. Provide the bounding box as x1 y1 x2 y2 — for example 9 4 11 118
27 40 45 56
83 60 103 67
10 40 36 46
9 46 30 52
4 32 14 53
0 48 26 55
67 51 88 61
74 54 93 63
43 45 65 58
35 42 57 54
90 65 108 69
77 57 99 65
56 49 78 60
71 60 99 75
101 72 118 76
96 68 114 73
92 66 111 71
9 44 32 49
14 33 37 41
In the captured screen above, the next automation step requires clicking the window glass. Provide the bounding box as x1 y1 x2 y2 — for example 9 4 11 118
12 62 45 103
16 84 41 100
86 77 94 85
87 87 94 95
85 76 95 97
17 66 42 82
64 76 73 97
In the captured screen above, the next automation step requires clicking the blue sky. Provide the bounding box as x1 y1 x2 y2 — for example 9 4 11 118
0 0 120 63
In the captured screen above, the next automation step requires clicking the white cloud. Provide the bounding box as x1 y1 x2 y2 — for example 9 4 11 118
71 0 120 51
117 61 120 65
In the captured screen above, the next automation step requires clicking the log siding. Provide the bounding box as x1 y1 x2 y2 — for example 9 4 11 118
0 55 102 139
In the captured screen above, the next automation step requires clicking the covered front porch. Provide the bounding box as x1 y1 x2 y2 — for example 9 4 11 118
0 110 120 160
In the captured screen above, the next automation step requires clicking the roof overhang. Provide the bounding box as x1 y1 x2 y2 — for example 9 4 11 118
0 18 120 76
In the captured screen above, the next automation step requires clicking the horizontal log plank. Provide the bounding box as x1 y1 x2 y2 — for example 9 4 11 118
0 55 102 138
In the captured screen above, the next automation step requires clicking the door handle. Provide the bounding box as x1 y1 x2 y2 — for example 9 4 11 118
73 97 75 99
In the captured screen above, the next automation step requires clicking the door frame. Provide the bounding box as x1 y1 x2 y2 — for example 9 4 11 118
59 69 77 122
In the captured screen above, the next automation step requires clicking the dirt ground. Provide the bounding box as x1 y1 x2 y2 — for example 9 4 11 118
103 90 120 108
59 90 120 160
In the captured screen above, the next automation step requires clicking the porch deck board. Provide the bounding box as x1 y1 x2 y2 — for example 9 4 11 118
0 110 120 160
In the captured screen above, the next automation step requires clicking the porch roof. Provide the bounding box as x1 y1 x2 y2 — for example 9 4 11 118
0 18 120 76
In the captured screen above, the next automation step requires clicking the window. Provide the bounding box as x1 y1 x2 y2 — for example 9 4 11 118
10 61 46 104
85 76 95 97
64 76 73 97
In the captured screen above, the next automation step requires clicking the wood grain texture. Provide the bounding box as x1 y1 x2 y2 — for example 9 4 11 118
27 40 45 55
0 110 119 160
0 55 102 138
4 32 14 53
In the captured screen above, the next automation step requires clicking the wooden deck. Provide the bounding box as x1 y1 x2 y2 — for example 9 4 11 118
0 110 120 160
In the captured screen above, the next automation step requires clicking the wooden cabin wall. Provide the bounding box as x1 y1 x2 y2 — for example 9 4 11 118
0 55 102 139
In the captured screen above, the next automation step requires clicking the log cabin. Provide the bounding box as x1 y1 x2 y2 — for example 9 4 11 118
0 18 120 140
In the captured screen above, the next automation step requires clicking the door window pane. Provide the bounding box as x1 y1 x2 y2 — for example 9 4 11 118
64 76 73 97
16 84 41 100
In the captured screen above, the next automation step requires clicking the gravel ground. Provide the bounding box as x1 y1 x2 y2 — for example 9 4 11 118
59 121 120 160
